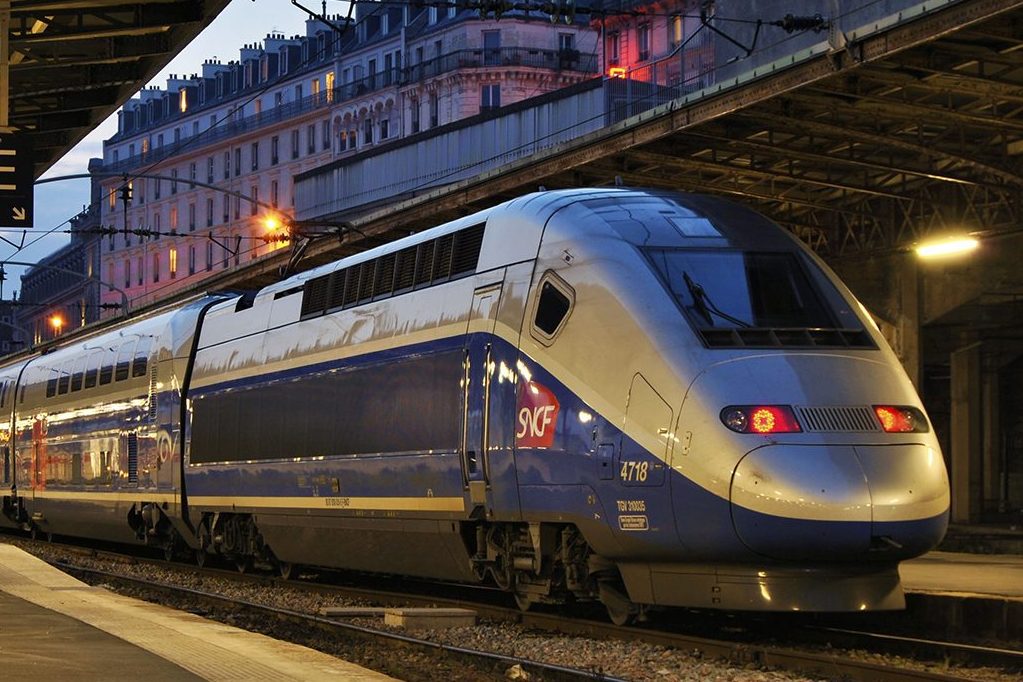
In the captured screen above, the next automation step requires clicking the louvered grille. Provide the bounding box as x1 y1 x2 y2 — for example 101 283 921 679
375 253 396 297
433 233 454 281
451 223 485 275
301 275 330 316
394 246 417 291
797 406 879 432
299 223 487 319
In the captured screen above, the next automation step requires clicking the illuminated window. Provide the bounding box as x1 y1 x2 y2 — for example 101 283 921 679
325 71 335 102
669 15 682 49
169 248 177 279
179 89 188 112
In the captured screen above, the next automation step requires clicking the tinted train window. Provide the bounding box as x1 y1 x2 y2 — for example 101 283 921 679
57 363 71 395
535 282 571 336
71 357 86 392
99 347 116 385
132 337 151 378
115 340 136 381
647 249 872 348
46 370 57 398
191 349 463 464
84 350 102 389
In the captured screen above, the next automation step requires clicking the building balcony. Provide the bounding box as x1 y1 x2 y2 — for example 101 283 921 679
103 47 598 174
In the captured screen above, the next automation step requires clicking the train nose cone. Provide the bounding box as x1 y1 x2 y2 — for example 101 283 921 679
730 444 949 561
730 445 872 561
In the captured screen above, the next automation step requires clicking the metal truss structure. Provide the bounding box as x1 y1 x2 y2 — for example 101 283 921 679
8 0 230 178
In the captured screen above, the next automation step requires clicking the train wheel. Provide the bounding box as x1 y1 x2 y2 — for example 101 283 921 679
278 561 294 580
605 601 635 626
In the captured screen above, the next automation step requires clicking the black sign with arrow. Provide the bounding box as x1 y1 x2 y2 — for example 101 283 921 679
0 132 33 228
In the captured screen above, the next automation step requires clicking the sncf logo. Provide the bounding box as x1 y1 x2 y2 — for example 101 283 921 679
516 381 560 448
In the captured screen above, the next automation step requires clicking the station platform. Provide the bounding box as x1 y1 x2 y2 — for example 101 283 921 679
0 545 397 682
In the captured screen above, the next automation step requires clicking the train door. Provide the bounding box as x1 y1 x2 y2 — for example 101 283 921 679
463 283 502 513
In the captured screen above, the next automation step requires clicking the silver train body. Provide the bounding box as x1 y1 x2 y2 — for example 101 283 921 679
0 189 949 616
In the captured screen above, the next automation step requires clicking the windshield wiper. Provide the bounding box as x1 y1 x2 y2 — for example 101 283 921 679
682 272 751 328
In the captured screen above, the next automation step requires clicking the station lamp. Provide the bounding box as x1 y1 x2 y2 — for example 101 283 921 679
49 313 64 336
914 235 979 259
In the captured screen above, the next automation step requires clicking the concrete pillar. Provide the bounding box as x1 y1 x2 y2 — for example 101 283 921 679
950 342 983 523
982 371 1000 515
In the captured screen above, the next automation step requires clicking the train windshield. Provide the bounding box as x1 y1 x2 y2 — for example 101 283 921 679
647 249 873 348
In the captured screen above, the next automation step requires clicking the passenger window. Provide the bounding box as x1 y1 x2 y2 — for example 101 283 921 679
99 347 116 385
115 340 136 381
57 362 72 395
46 370 58 398
84 350 102 389
71 357 86 392
532 274 574 343
132 337 151 378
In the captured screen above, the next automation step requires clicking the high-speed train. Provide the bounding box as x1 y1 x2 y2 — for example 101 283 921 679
0 189 949 621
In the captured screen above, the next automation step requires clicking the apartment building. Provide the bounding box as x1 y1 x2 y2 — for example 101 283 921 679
98 7 598 313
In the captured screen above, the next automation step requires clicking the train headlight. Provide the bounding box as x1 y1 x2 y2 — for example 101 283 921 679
720 406 801 434
873 405 929 433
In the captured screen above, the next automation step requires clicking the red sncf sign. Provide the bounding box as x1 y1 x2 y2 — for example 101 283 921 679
516 381 560 448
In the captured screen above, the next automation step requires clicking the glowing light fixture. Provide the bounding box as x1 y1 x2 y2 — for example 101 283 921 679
49 313 64 335
608 67 626 79
915 236 978 258
720 405 801 434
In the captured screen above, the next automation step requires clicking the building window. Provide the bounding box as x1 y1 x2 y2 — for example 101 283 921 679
271 136 279 165
169 206 178 232
206 198 214 227
234 195 240 220
188 246 196 275
153 213 160 239
136 256 143 286
189 162 196 188
250 186 258 216
294 83 303 101
483 30 501 66
322 120 331 150
307 124 316 154
154 176 161 200
368 59 377 89
608 32 620 65
189 203 196 231
326 71 335 102
429 95 438 128
152 253 160 283
291 129 300 159
223 151 230 179
410 98 420 134
234 147 241 176
271 180 279 208
363 117 373 145
669 15 683 49
251 142 259 171
481 84 501 111
169 248 178 279
207 156 214 183
170 169 178 194
124 259 130 288
311 77 321 100
379 118 389 140
638 24 650 61
206 242 213 271
223 195 229 223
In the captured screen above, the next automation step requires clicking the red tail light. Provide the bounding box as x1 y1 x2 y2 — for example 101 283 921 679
873 405 929 433
721 405 802 434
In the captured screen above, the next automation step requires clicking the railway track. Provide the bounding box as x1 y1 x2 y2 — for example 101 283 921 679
8 533 1021 682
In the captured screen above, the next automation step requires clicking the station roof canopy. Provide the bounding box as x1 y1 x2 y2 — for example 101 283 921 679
8 0 231 179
